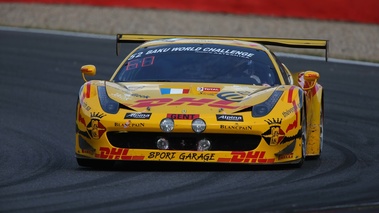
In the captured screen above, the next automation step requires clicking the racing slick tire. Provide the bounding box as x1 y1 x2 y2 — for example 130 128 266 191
294 104 307 168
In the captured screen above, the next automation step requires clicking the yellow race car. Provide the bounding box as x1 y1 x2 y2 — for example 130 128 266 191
76 34 326 168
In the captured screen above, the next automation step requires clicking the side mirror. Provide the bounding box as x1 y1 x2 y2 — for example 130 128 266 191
80 65 96 82
303 71 319 91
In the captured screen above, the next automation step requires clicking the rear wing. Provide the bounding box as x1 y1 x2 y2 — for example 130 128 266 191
116 34 329 61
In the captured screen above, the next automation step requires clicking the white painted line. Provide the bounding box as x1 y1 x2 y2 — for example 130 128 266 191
1 26 379 67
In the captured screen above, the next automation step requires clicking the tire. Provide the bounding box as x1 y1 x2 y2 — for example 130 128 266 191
319 102 324 155
294 105 307 168
77 158 115 169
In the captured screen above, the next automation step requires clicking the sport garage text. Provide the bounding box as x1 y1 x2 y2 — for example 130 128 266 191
148 151 215 161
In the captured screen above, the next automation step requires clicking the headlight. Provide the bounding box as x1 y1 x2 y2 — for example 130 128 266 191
98 86 119 114
252 90 283 117
197 139 211 151
192 118 206 133
160 118 174 132
156 138 170 150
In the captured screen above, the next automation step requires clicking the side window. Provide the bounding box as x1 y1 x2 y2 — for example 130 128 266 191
278 63 291 85
271 52 291 85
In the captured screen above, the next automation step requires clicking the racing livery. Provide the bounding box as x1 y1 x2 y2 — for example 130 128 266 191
76 34 326 168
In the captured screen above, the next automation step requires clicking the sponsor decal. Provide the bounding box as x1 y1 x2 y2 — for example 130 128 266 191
128 52 144 60
148 152 177 160
220 125 252 131
81 149 95 155
216 114 243 122
217 90 265 102
282 102 301 117
111 92 131 101
115 121 145 128
147 151 215 162
131 98 239 109
278 153 294 160
131 46 254 59
146 48 171 54
131 93 149 99
197 87 221 93
160 88 190 95
262 118 301 145
95 147 144 160
78 136 96 155
125 85 145 91
178 153 215 161
81 101 91 111
217 151 275 163
262 126 285 146
86 112 106 139
167 114 199 120
265 118 282 125
217 91 245 102
263 118 285 145
125 112 151 119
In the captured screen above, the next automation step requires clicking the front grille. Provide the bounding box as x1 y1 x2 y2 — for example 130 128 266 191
107 132 261 151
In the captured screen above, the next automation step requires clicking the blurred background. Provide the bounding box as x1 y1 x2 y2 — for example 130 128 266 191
1 0 378 62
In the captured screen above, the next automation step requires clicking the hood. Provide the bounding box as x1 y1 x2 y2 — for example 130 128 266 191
105 81 276 113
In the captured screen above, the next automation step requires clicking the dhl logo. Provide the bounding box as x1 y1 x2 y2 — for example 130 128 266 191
129 98 239 109
95 147 144 160
217 151 275 163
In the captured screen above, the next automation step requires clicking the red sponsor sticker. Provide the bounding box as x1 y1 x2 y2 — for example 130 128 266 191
95 147 145 160
167 114 200 120
217 151 275 163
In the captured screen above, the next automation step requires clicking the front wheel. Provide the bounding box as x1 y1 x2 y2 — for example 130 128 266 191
294 105 307 168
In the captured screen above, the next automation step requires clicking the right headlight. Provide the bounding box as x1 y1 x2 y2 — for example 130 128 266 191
252 90 283 117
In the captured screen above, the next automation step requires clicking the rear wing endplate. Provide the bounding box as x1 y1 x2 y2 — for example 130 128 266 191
116 34 329 61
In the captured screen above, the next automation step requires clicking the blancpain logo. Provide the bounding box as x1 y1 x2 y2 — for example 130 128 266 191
125 113 151 119
216 114 243 122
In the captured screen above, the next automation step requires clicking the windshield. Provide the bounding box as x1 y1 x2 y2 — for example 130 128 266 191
114 43 280 86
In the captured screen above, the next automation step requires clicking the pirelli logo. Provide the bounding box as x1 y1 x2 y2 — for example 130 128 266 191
216 114 243 122
125 113 151 119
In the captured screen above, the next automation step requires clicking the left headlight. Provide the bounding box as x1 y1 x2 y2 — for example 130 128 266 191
252 90 283 117
98 86 119 114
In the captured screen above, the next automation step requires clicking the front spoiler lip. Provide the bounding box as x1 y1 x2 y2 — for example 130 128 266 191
76 133 302 165
75 153 303 166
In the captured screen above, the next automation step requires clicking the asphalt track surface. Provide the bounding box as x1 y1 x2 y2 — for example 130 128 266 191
1 28 379 213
